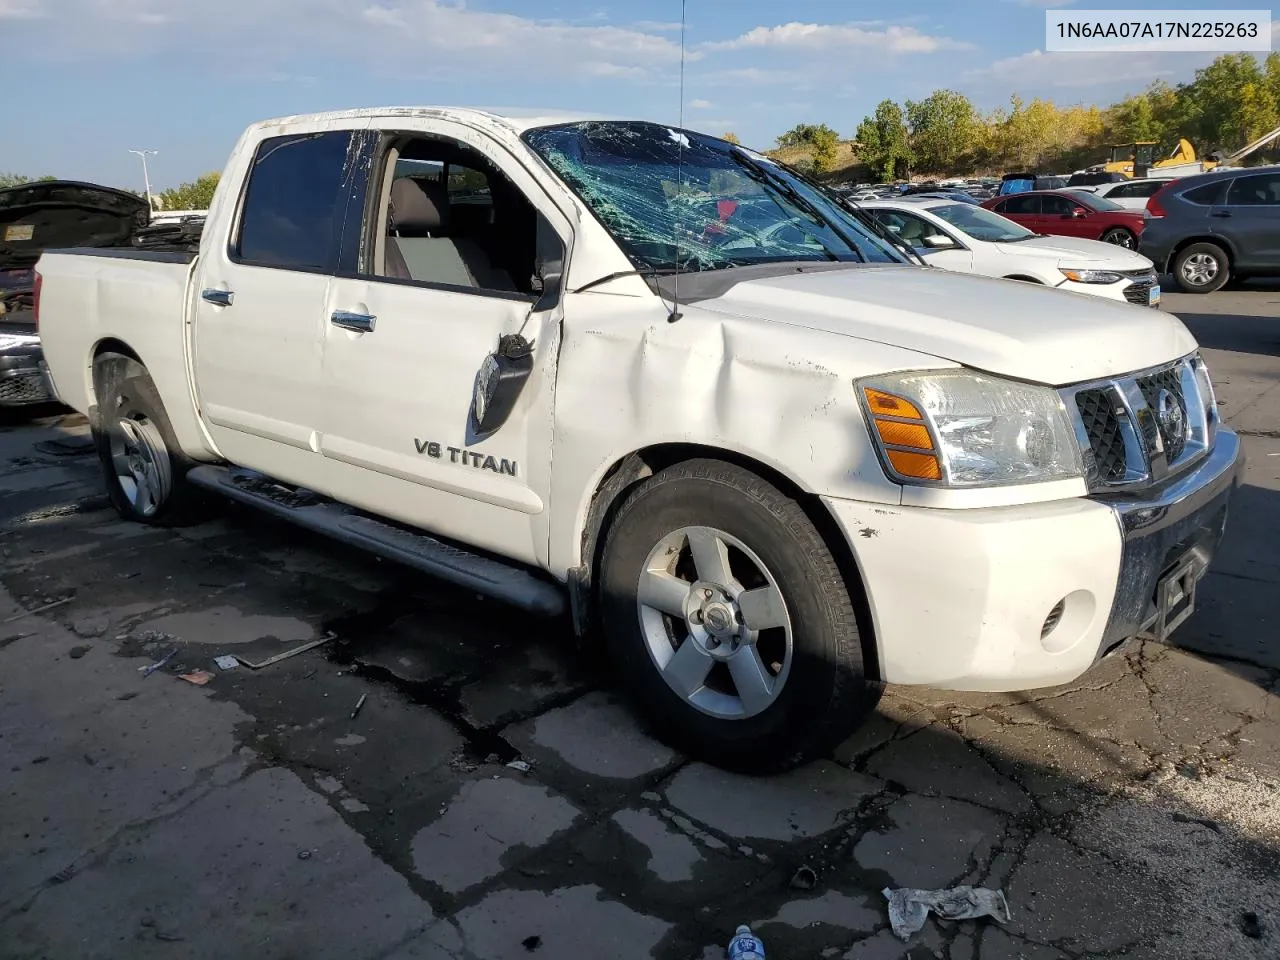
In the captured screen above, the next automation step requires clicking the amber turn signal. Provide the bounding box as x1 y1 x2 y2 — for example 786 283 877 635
862 387 942 482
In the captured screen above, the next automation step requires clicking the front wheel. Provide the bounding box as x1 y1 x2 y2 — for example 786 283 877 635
1173 242 1230 293
1100 227 1136 249
598 459 875 773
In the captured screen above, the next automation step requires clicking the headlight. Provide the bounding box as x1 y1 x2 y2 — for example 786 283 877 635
1191 352 1219 434
1059 267 1123 284
857 369 1083 487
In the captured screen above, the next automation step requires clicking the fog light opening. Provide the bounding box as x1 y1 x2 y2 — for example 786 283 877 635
1041 599 1066 640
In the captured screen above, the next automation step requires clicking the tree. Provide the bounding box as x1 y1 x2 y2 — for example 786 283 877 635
906 90 977 173
722 132 741 144
773 122 841 173
0 173 56 189
855 100 911 182
158 173 220 211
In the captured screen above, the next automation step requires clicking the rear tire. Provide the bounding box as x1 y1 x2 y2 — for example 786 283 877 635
598 458 875 773
92 354 208 526
1100 227 1136 249
1173 242 1229 294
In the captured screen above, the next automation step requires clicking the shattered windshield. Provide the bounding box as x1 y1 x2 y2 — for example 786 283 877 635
523 121 904 272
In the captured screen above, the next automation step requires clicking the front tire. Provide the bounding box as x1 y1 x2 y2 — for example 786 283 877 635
1100 227 1136 249
92 354 207 526
1173 242 1229 293
598 459 874 773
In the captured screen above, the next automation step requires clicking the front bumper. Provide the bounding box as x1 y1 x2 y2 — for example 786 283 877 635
823 428 1244 692
0 330 55 407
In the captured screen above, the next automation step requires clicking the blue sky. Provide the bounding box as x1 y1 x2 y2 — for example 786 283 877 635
1 0 1270 190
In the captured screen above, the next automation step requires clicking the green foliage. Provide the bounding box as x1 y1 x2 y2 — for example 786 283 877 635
854 101 912 182
906 90 977 173
157 173 220 211
0 173 56 189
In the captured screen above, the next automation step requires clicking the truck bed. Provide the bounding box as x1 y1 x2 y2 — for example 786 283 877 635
37 248 207 454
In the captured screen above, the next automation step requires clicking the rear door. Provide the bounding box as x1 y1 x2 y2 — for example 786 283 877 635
318 119 573 567
1219 171 1280 271
191 123 367 485
992 194 1041 232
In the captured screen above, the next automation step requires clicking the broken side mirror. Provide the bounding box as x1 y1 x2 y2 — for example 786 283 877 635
471 334 535 441
531 214 565 312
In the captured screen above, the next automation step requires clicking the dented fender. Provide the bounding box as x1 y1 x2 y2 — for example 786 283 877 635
546 295 954 575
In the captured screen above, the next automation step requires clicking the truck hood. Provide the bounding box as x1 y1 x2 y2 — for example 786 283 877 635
0 180 149 273
992 235 1154 268
698 264 1195 386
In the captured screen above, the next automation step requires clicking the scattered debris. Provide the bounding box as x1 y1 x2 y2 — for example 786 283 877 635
297 850 313 861
31 756 49 765
1241 910 1264 940
72 616 109 638
154 931 185 943
506 759 532 773
139 649 178 677
350 693 368 719
178 670 215 686
789 865 817 890
116 691 139 701
213 655 239 671
883 886 1010 941
68 645 90 659
1172 812 1223 833
83 753 95 766
227 632 336 670
3 597 72 623
727 924 765 959
45 864 77 886
521 935 542 951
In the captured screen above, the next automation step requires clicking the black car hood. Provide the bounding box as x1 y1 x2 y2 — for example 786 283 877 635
0 180 149 272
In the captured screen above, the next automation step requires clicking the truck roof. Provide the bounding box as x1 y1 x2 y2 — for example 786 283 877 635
249 106 619 135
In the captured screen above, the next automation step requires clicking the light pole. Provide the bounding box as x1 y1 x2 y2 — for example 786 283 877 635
128 149 158 213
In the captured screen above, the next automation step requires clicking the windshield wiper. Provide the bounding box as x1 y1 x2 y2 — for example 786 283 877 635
571 265 680 295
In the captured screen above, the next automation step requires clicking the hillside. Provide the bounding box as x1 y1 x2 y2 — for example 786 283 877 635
767 141 867 183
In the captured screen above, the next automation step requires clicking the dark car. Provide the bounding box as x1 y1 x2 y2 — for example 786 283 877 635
1066 171 1128 188
1138 166 1280 293
997 173 1070 195
0 180 149 411
981 189 1146 249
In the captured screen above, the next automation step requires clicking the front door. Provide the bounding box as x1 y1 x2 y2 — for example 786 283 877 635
1219 171 1280 271
1040 194 1090 237
319 121 573 567
192 126 366 484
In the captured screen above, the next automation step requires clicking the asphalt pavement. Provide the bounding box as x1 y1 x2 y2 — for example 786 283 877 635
0 282 1277 960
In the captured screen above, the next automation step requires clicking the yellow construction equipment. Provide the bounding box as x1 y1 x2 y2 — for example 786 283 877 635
1094 138 1202 178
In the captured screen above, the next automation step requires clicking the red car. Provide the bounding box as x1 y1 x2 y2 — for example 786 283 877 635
980 189 1146 249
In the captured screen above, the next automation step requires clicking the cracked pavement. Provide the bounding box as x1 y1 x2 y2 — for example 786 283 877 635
1 285 1278 960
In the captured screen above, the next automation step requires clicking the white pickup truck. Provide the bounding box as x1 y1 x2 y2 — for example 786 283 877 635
35 108 1243 772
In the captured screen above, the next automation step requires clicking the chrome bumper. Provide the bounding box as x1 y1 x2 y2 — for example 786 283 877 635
1094 428 1245 651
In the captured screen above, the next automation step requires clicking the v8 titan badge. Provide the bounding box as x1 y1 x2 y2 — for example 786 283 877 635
414 439 518 477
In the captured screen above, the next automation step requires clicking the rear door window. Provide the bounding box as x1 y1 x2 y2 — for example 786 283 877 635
1000 195 1041 215
1040 195 1074 216
234 131 356 271
1181 180 1228 206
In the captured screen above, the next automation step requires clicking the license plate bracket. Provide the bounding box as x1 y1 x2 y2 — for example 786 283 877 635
1151 555 1203 641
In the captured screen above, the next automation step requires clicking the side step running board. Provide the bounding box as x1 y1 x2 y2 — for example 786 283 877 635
186 465 565 617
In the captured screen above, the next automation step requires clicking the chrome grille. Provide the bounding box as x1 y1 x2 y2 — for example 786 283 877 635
1121 268 1159 307
1074 388 1127 482
1061 354 1215 491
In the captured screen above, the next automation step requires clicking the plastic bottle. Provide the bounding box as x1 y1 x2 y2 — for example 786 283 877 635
726 924 765 960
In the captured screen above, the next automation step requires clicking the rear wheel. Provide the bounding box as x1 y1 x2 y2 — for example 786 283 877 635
1100 227 1136 249
598 459 875 773
1173 242 1229 293
93 354 208 526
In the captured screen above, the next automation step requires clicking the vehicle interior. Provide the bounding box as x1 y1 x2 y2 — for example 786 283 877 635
366 136 540 297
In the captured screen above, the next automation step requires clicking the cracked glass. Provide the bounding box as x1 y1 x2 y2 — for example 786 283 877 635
523 121 904 273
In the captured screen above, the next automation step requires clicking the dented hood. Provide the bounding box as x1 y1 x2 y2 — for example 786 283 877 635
0 180 149 273
699 265 1195 386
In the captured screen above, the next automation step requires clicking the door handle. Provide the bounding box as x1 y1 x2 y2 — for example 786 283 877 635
1210 210 1232 218
201 288 234 307
331 310 376 333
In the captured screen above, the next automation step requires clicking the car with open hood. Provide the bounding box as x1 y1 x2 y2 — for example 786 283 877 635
32 110 1242 773
0 180 149 411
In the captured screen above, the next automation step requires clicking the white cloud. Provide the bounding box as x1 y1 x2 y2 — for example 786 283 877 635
689 98 713 109
0 0 44 16
706 21 972 54
964 47 1218 92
